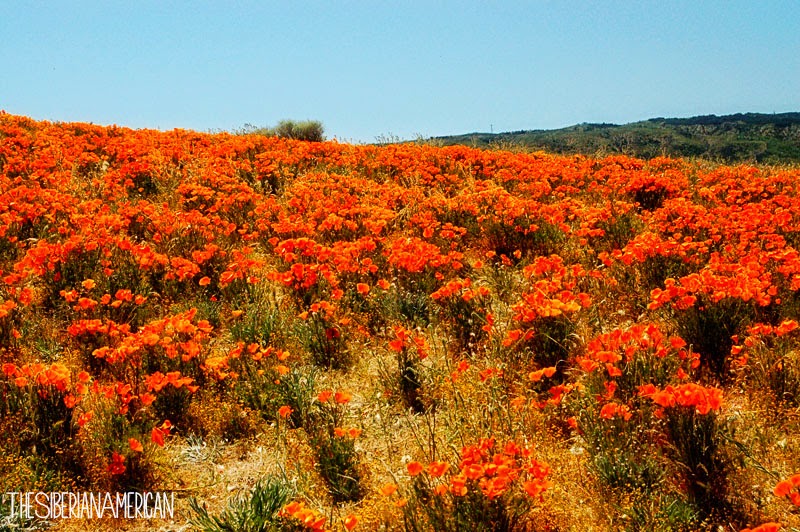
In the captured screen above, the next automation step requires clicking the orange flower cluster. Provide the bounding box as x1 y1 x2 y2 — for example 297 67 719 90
144 371 198 393
578 322 695 377
280 501 330 531
599 402 632 421
740 524 781 532
385 236 464 275
639 382 723 415
107 451 126 475
430 277 489 302
729 319 799 366
87 309 212 365
580 325 700 413
387 325 429 359
648 261 775 311
774 474 800 506
406 439 551 502
509 255 591 324
151 420 172 447
315 388 352 405
2 362 71 392
5 112 800 525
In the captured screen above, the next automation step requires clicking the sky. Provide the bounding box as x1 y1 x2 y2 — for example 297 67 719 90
1 1 799 143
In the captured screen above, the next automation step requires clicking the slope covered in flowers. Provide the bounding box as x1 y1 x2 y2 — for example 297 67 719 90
2 112 800 531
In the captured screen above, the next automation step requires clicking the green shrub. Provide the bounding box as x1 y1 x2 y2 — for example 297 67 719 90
673 299 754 382
304 391 364 503
296 310 349 370
232 358 316 429
309 429 363 503
188 476 298 532
246 120 325 142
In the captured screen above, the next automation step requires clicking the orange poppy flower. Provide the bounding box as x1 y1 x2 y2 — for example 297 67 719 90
344 514 358 530
107 452 126 475
151 427 165 447
334 390 352 404
427 461 449 477
380 483 397 496
407 461 424 476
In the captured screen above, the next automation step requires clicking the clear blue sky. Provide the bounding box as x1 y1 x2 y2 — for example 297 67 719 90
2 1 798 143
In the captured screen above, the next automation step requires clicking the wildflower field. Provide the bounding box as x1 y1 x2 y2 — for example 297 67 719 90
2 111 800 531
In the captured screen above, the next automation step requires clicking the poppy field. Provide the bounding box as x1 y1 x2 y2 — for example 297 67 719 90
2 111 800 531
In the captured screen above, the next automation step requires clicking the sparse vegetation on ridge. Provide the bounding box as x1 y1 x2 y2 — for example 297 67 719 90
433 112 800 164
240 119 325 142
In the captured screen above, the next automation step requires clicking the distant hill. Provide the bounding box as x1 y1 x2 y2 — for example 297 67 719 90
431 112 800 164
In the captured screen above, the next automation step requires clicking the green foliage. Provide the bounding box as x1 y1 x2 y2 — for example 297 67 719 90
747 338 800 407
276 367 318 429
242 120 325 142
0 378 77 474
308 429 363 503
432 112 800 164
674 299 755 382
399 358 425 414
72 394 160 491
521 315 575 374
392 289 432 328
574 396 665 493
230 301 282 347
625 494 699 532
303 392 364 503
188 476 297 532
432 289 490 355
597 210 642 251
401 475 535 532
662 407 740 522
233 360 316 429
484 218 565 259
295 312 349 369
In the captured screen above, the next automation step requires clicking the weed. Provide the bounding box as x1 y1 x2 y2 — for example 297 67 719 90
189 476 299 532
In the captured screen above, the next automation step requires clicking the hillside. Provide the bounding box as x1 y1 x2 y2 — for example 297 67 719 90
3 112 800 531
432 112 800 164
